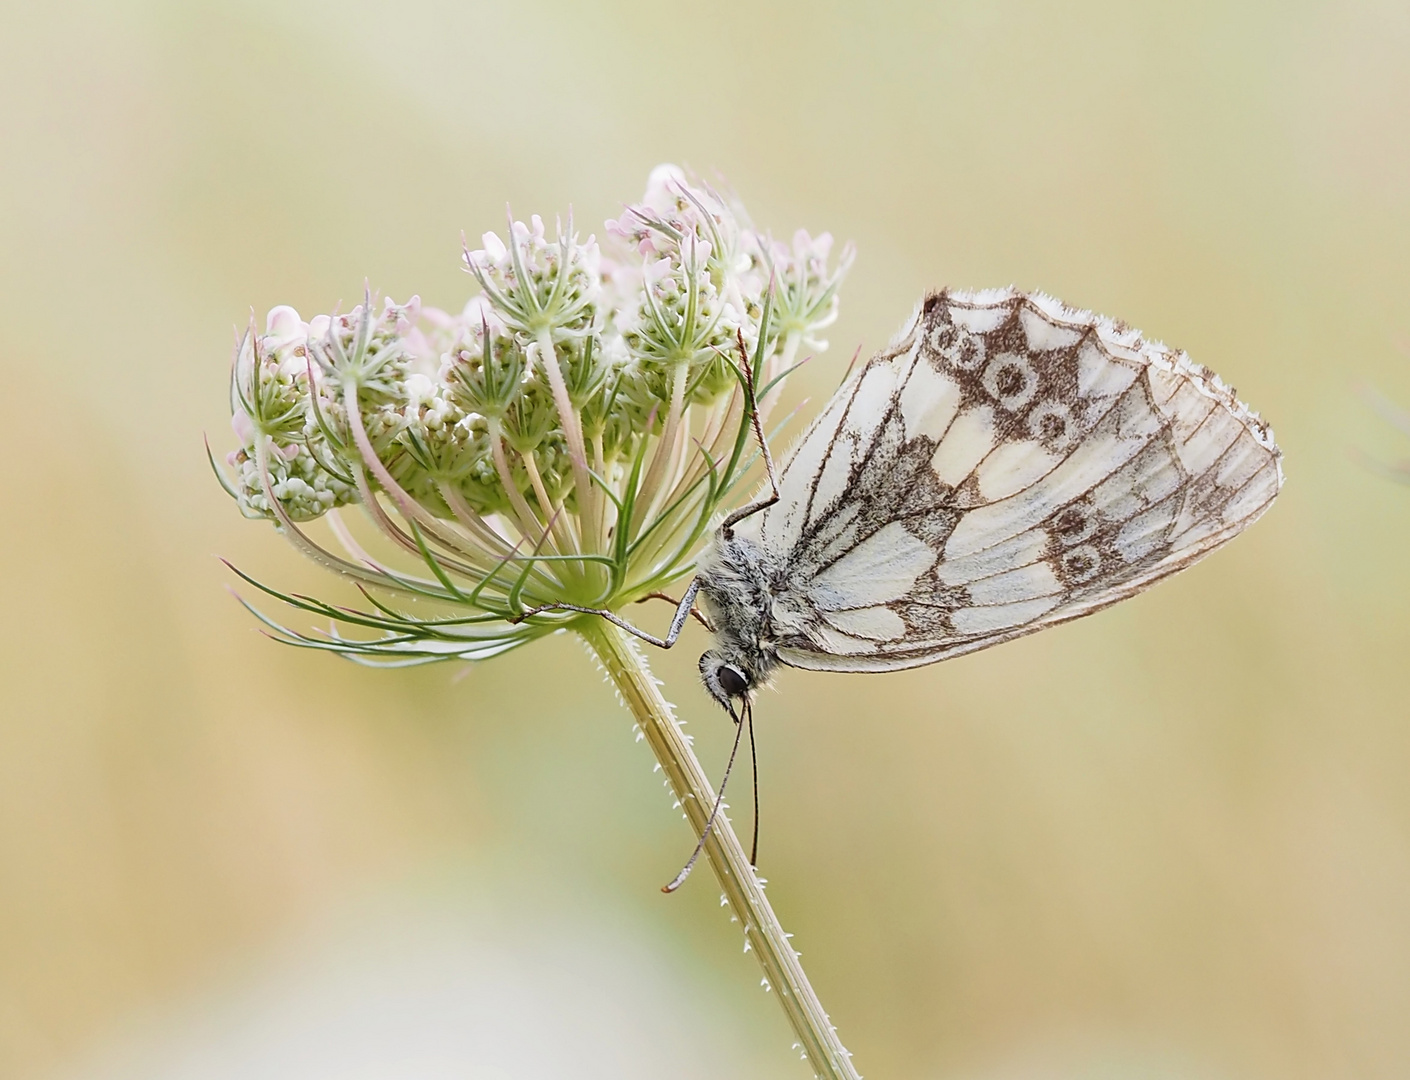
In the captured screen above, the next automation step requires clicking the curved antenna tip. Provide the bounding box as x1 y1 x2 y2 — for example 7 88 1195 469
661 700 746 895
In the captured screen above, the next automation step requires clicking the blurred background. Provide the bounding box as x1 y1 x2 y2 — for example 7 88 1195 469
2 1 1408 1077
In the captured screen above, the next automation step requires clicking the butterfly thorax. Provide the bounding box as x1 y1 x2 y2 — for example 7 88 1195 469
693 530 784 710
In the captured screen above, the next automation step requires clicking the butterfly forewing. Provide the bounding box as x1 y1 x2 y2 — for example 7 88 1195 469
738 288 1283 673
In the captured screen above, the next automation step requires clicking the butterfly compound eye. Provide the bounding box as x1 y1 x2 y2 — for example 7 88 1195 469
717 665 749 698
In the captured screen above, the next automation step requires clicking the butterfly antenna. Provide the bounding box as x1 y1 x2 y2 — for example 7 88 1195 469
747 698 759 867
662 702 748 893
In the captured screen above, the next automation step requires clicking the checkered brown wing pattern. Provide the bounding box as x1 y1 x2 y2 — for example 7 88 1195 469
735 288 1283 672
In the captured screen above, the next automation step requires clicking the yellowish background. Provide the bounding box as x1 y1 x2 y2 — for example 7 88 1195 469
3 2 1409 1077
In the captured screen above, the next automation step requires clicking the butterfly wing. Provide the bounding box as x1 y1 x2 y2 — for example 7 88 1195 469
739 288 1283 673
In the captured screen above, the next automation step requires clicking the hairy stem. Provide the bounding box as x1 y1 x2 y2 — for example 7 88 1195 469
578 619 861 1080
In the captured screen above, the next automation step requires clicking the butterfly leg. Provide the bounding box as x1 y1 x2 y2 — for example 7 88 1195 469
636 590 715 632
512 578 702 650
720 336 782 537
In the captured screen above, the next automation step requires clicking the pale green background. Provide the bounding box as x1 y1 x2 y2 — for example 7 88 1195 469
2 2 1409 1078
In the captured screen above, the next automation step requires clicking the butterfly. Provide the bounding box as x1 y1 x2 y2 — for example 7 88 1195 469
524 287 1283 885
684 286 1282 692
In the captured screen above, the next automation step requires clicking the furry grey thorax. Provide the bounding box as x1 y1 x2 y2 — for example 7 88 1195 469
694 530 783 712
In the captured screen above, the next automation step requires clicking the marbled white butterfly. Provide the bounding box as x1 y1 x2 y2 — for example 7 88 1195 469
691 286 1283 701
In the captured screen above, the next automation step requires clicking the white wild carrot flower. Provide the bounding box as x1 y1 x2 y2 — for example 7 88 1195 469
213 166 853 666
213 164 868 1079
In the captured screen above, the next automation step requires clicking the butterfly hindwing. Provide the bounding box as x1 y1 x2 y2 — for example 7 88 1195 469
738 288 1283 673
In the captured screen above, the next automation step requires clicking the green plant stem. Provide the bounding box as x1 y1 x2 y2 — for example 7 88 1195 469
578 619 861 1080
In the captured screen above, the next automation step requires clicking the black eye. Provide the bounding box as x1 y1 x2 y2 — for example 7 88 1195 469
717 665 749 697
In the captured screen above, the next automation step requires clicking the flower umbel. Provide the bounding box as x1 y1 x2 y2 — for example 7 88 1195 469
213 166 852 666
